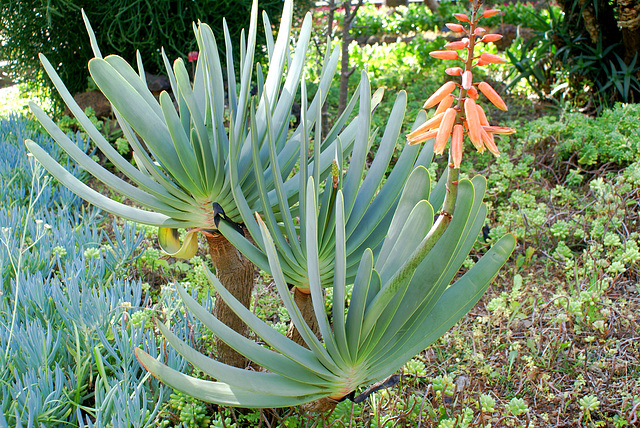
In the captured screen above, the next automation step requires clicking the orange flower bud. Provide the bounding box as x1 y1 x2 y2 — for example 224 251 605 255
480 52 507 64
434 94 456 116
445 40 468 50
430 51 460 60
481 34 504 43
464 98 483 148
453 13 470 22
483 126 516 135
467 86 479 99
445 67 463 76
462 70 473 90
452 124 464 168
446 23 466 33
475 59 489 67
474 27 487 36
407 112 445 139
478 81 508 111
434 107 457 155
423 81 457 109
481 9 501 18
407 128 438 145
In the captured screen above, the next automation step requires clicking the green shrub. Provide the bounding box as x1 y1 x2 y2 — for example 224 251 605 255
0 0 287 110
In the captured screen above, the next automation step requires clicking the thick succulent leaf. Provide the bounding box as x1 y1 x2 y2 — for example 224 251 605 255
305 181 347 367
344 249 374 355
89 57 204 197
360 179 477 348
135 348 327 408
257 215 344 375
158 228 199 259
36 55 179 202
25 140 185 228
157 321 331 396
341 71 371 215
29 102 189 216
368 233 516 377
376 200 434 285
177 279 338 383
376 166 432 271
348 90 406 229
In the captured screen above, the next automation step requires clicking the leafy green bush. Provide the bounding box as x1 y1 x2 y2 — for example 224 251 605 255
0 0 286 109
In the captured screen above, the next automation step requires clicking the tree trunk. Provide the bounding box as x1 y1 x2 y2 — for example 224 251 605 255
338 0 363 116
322 0 336 137
618 0 640 65
205 231 254 368
423 0 439 14
286 287 321 346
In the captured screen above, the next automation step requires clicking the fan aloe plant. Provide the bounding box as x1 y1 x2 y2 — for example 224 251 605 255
135 0 518 411
220 72 434 342
24 0 365 367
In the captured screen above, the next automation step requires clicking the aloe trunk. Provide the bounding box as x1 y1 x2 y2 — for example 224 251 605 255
205 233 254 368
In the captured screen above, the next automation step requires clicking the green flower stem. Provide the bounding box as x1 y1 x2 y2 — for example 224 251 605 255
386 154 460 289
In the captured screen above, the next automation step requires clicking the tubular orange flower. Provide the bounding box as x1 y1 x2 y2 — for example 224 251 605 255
475 104 489 126
406 112 445 139
430 51 460 60
475 59 489 67
445 67 463 76
481 34 503 43
462 70 473 90
445 23 466 33
445 40 469 50
483 126 516 135
407 128 438 145
434 94 455 115
423 81 457 108
434 107 457 155
453 13 470 22
467 86 479 99
481 128 500 156
464 98 483 148
451 124 464 168
480 52 507 64
481 9 501 18
478 81 508 111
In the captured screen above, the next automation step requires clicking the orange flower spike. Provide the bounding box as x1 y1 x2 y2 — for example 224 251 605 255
480 52 507 64
430 51 460 60
451 124 464 168
481 34 504 43
464 98 483 148
467 86 479 100
445 40 468 51
478 81 508 111
453 13 470 22
445 67 463 76
481 9 501 18
462 70 473 90
406 112 445 139
407 128 438 145
434 107 457 155
423 81 457 109
434 94 455 116
445 23 466 33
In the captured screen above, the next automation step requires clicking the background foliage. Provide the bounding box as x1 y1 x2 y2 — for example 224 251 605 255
0 0 289 108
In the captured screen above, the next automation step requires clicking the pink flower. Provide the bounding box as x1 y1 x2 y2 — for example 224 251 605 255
188 51 199 62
